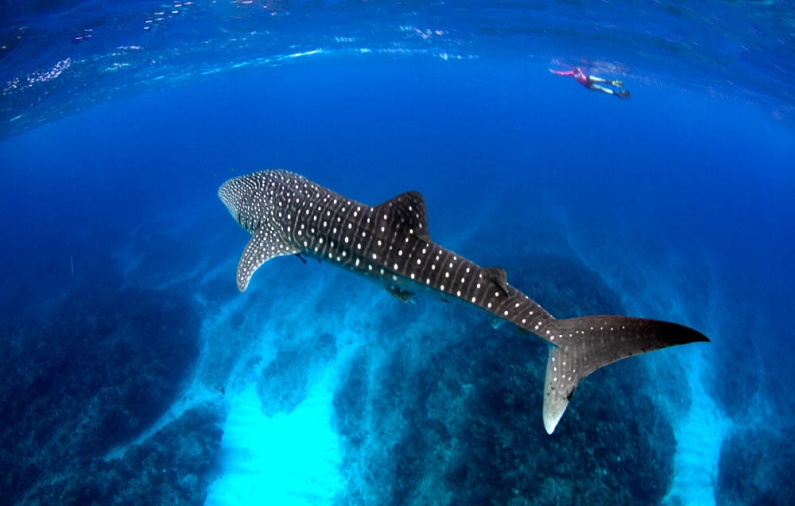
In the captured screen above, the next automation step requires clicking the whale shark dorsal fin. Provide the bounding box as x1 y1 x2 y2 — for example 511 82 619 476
485 267 510 296
377 191 432 242
236 226 300 292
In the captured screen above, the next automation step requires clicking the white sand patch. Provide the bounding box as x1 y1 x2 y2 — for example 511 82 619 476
205 366 343 506
663 348 730 506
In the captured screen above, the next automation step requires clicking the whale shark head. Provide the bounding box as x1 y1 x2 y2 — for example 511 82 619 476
218 170 319 290
217 169 430 293
219 171 291 233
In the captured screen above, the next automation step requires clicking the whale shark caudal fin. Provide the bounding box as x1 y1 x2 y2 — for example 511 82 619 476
541 315 709 434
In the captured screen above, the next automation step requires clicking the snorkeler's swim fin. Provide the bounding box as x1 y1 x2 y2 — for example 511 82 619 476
616 90 631 99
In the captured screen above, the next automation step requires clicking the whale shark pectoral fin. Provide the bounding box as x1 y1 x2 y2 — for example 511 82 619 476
236 227 300 292
542 316 709 434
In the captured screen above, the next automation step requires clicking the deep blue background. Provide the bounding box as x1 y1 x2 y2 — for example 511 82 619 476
1 53 794 504
2 58 792 314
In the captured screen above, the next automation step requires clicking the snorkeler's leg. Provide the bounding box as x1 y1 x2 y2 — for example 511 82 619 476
590 75 624 87
590 84 616 95
590 84 630 99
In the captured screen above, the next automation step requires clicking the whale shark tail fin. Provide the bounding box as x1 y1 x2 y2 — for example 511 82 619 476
542 316 709 434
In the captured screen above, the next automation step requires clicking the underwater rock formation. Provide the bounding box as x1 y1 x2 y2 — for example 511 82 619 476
717 426 795 506
332 251 679 505
0 286 209 504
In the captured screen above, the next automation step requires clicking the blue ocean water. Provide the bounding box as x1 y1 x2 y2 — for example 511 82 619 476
1 1 794 505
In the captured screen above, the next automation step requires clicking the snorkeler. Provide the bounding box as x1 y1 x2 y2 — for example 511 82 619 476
551 67 630 99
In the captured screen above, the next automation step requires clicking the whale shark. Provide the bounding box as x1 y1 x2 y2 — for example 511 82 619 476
219 169 709 433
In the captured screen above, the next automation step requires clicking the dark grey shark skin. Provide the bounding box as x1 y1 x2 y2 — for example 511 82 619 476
219 169 709 434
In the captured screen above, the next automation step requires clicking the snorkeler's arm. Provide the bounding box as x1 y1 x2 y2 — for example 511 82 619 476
549 69 575 76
